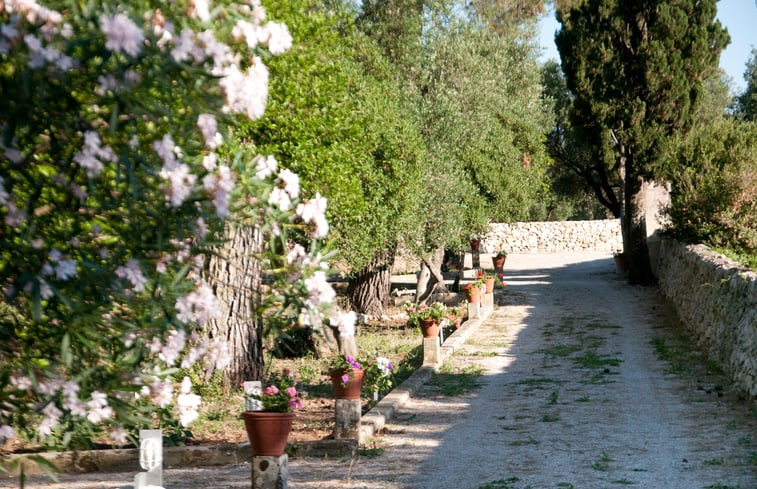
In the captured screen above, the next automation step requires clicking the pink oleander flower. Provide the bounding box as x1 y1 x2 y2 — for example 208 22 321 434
285 387 296 397
264 385 279 395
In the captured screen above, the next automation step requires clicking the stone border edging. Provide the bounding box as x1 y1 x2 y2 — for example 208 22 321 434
359 307 491 441
1 306 493 477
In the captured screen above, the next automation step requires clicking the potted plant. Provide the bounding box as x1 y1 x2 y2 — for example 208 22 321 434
613 250 630 272
476 270 502 293
470 235 481 252
405 301 447 338
362 354 394 401
464 278 484 303
492 250 508 270
242 369 304 456
329 354 365 399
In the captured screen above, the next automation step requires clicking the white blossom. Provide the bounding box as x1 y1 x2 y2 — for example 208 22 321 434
175 281 220 325
202 165 234 218
160 163 196 208
159 329 187 366
110 426 128 445
305 270 336 309
0 425 16 442
55 258 77 281
219 58 268 120
296 193 329 238
115 258 148 292
100 13 144 57
190 0 211 22
268 187 291 212
329 308 356 339
86 391 113 424
73 131 116 178
254 154 277 180
278 168 300 199
197 114 222 149
150 379 173 409
260 22 292 55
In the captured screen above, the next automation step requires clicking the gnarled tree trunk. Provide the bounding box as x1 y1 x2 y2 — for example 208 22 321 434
415 246 448 303
204 223 263 387
348 250 394 316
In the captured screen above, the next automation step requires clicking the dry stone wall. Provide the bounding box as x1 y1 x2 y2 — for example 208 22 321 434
657 238 757 397
481 219 622 254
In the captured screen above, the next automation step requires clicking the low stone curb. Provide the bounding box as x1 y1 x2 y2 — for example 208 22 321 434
359 304 492 441
2 304 493 477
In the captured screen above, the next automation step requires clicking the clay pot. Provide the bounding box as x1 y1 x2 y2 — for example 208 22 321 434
465 286 481 304
241 411 295 456
419 317 440 338
614 255 630 272
470 239 481 252
329 368 365 399
492 255 506 269
484 278 495 293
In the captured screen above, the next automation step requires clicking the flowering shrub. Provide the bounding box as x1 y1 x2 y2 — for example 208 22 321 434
477 270 504 286
494 250 508 258
244 370 303 413
405 301 447 327
0 0 332 461
362 355 394 396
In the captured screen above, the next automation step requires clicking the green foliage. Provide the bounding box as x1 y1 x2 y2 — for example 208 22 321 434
661 118 757 262
239 0 426 272
735 49 757 121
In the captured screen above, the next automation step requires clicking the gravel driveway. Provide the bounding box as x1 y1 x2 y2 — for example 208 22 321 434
6 252 756 489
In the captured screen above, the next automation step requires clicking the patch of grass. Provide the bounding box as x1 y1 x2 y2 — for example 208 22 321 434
539 344 583 357
540 414 560 422
509 438 539 446
574 351 622 369
592 451 613 471
359 440 385 457
430 364 484 396
479 477 526 489
557 484 575 489
703 458 725 466
547 391 559 405
575 396 591 402
514 378 565 388
703 485 742 489
467 350 500 357
611 479 636 485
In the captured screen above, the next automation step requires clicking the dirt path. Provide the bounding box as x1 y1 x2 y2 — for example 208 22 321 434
7 252 756 489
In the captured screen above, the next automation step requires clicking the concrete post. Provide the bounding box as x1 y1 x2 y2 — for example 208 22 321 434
334 399 361 440
423 336 441 365
481 292 494 314
467 300 480 319
251 454 288 489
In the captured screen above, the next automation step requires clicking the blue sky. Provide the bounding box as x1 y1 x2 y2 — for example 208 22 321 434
537 0 757 93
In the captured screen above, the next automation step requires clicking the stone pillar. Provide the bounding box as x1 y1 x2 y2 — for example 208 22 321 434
467 300 480 319
481 292 494 313
251 454 288 489
334 399 361 440
423 336 441 365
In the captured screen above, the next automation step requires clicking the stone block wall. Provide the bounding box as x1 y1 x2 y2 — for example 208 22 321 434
481 219 622 254
657 238 757 397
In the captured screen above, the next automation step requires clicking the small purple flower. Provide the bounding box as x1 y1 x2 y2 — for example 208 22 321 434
341 374 350 383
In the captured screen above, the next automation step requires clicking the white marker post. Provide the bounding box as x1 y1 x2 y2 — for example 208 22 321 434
134 429 163 489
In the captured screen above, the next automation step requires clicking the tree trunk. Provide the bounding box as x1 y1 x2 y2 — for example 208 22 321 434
204 223 264 387
622 162 655 285
415 246 448 303
348 250 394 316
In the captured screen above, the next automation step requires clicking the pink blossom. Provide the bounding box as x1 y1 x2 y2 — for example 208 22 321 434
175 281 220 325
340 374 349 383
265 385 279 395
288 397 303 410
110 426 128 445
286 387 297 397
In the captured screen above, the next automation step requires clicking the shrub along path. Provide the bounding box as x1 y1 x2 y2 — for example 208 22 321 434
6 252 756 488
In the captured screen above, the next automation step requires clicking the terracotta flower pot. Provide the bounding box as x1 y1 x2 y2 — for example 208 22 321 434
329 368 365 399
484 278 495 293
614 255 630 272
465 286 481 303
470 239 481 252
492 255 506 269
419 317 440 338
241 411 295 456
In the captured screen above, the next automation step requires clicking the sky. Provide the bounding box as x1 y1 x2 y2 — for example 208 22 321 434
537 0 757 93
